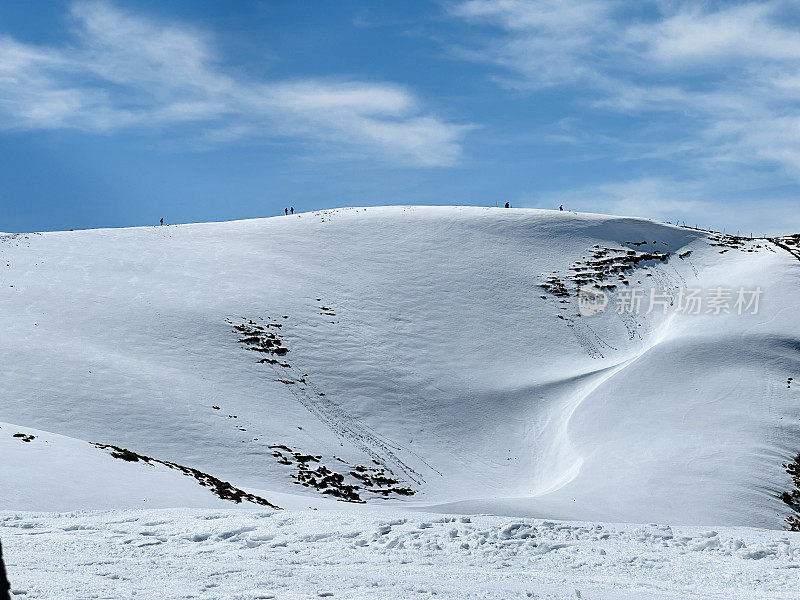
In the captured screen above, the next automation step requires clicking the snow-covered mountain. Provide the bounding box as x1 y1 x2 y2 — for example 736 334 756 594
2 206 799 530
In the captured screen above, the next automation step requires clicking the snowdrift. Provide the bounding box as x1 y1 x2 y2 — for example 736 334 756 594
1 207 798 528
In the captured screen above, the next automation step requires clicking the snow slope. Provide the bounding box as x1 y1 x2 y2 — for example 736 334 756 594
1 207 799 529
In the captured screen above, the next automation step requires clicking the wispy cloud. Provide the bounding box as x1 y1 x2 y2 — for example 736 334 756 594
449 0 800 177
0 1 470 166
450 0 618 88
525 176 800 236
527 177 710 221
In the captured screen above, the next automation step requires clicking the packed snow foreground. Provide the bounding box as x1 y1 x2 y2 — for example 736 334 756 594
1 206 798 598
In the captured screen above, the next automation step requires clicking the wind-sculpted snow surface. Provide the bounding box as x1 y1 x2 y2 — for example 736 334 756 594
1 509 798 599
1 207 799 531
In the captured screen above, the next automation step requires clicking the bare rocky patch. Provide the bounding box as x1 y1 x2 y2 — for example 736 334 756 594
227 317 289 356
92 442 280 509
707 233 769 254
540 243 671 302
269 445 415 503
771 234 800 262
780 453 800 531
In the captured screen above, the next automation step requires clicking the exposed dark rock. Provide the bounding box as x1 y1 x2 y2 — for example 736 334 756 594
92 442 280 509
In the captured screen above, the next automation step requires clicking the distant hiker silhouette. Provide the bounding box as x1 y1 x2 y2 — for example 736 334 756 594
290 207 294 214
284 208 288 215
160 218 164 226
559 205 563 211
504 202 510 208
0 541 10 600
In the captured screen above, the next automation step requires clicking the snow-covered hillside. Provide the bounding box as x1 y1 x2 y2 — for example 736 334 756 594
1 207 799 530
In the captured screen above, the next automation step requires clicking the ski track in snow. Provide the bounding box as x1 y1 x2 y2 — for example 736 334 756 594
300 296 442 480
258 336 425 487
1 509 798 600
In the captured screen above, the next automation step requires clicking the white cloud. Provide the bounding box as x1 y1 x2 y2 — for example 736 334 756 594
0 1 469 167
450 0 617 88
528 177 709 221
525 176 800 236
449 0 800 178
630 3 800 65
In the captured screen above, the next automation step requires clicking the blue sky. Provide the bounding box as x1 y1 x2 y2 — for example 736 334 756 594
1 0 799 234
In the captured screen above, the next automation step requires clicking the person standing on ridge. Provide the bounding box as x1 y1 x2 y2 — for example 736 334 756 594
284 208 288 215
559 205 563 211
0 541 11 600
160 218 164 226
290 207 294 214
